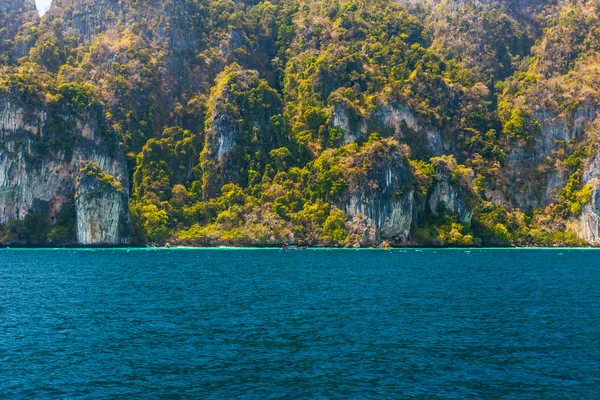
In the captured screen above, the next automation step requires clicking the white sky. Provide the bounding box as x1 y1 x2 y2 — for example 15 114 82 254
35 0 52 15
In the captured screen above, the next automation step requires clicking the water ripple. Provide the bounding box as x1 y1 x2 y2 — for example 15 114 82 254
0 249 599 398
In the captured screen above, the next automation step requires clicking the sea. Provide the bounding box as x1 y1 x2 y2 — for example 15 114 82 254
0 248 598 398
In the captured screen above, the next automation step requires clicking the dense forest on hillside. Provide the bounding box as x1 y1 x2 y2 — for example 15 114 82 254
1 0 600 247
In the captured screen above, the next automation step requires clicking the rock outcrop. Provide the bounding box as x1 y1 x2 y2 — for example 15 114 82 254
332 102 444 156
200 64 283 198
46 0 127 42
578 134 600 244
0 94 130 245
76 163 130 245
342 140 415 244
503 106 598 211
0 0 38 63
428 156 474 224
578 188 600 245
332 140 481 246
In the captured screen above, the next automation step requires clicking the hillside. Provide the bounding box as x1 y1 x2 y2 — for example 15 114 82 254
1 0 600 247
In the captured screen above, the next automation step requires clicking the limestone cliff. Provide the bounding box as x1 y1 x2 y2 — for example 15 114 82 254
578 189 600 245
0 94 130 245
501 107 597 211
332 102 444 156
578 125 600 244
200 64 284 198
76 163 129 245
0 0 38 63
428 156 475 224
3 0 600 247
342 140 415 245
47 0 128 42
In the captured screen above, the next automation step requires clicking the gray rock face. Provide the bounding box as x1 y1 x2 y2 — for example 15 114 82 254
0 0 38 62
76 164 130 245
332 104 366 145
47 0 199 48
333 140 481 246
374 105 444 156
342 144 415 243
428 157 474 224
400 0 551 12
578 139 600 244
47 0 137 43
503 106 598 211
332 102 444 155
498 103 600 245
578 190 600 244
0 95 130 245
345 215 378 247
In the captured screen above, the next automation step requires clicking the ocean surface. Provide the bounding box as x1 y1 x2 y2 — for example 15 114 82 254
0 249 599 398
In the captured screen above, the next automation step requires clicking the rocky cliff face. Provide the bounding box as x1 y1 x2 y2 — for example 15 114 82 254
502 106 598 211
332 102 444 156
342 140 415 245
47 0 200 47
45 0 223 92
0 95 130 245
0 0 38 63
340 143 480 246
3 0 599 247
578 128 600 244
578 188 600 244
47 0 125 40
201 64 284 198
428 157 474 224
408 0 553 12
76 163 130 245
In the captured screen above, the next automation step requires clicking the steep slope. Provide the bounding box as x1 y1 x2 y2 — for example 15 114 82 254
495 0 600 243
0 65 130 245
0 0 38 64
2 0 600 247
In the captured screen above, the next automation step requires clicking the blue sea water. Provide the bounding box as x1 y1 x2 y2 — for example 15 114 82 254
0 249 599 398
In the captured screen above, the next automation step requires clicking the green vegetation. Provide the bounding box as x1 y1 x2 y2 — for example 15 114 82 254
0 204 77 246
77 163 123 197
2 0 600 247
